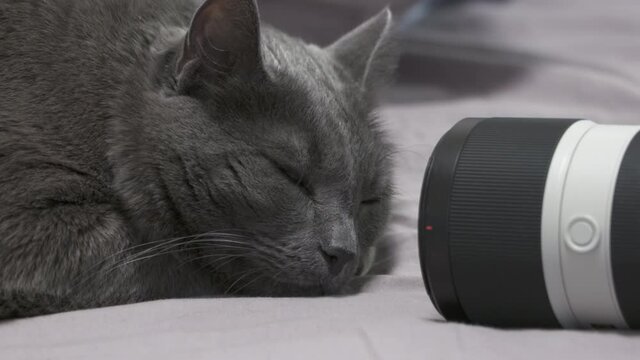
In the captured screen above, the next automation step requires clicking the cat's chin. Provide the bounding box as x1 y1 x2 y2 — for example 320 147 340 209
235 278 351 297
219 274 345 297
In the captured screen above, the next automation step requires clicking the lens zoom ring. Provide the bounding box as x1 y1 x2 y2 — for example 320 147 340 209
611 131 640 328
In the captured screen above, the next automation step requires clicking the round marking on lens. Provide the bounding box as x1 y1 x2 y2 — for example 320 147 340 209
565 216 600 253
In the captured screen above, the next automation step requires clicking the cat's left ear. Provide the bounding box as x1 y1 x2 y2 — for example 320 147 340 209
175 0 264 91
327 8 397 96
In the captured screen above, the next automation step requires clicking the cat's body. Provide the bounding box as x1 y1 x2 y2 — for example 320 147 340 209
0 0 396 318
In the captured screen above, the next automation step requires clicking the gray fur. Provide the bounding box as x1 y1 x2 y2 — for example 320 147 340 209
0 0 397 318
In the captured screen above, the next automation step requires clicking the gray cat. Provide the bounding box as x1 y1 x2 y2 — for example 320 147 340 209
0 0 397 318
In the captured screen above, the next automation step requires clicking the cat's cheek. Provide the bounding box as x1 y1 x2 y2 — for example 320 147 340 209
357 205 385 242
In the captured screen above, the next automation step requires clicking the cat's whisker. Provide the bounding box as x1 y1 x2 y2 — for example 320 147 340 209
388 146 432 162
95 238 253 277
131 232 249 259
265 269 286 292
70 234 254 293
208 251 275 276
186 238 251 247
209 256 240 273
69 235 187 286
224 269 262 295
172 238 282 275
124 230 250 256
196 245 278 267
69 231 247 288
230 268 272 295
178 252 244 270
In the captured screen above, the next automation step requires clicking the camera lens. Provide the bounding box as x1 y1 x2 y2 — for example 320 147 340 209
419 118 640 329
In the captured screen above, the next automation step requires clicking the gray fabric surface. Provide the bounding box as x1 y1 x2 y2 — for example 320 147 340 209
3 0 640 358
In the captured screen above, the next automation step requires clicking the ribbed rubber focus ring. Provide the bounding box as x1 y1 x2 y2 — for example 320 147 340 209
447 118 574 327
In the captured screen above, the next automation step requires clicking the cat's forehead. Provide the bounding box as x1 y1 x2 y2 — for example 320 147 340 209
255 28 388 180
259 78 385 188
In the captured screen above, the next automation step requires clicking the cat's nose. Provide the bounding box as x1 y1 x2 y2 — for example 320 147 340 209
321 244 356 276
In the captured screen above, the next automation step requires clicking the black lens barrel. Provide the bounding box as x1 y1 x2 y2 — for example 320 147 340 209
419 118 578 327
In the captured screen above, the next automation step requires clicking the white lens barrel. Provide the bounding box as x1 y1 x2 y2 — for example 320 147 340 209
541 120 596 328
542 121 640 329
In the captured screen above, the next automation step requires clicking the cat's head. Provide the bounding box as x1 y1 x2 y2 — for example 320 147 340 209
115 0 397 295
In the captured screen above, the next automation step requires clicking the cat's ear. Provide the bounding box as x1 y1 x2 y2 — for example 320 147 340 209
327 8 397 95
175 0 264 90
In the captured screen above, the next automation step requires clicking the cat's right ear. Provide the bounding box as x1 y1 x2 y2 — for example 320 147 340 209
175 0 264 92
327 9 397 101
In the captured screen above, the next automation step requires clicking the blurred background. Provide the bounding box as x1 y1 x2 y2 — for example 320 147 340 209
260 0 515 104
260 0 640 111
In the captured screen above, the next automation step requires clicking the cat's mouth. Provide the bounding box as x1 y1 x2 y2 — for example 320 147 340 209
243 278 349 297
218 269 354 297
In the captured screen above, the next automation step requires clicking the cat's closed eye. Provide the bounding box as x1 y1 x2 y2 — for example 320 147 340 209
270 160 313 198
361 197 381 205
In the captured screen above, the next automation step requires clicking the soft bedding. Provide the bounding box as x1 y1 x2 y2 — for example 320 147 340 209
3 0 640 358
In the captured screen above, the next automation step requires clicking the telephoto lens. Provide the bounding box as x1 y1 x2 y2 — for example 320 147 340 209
418 118 640 329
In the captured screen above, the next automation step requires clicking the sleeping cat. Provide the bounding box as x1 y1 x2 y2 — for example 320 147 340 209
0 0 397 318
